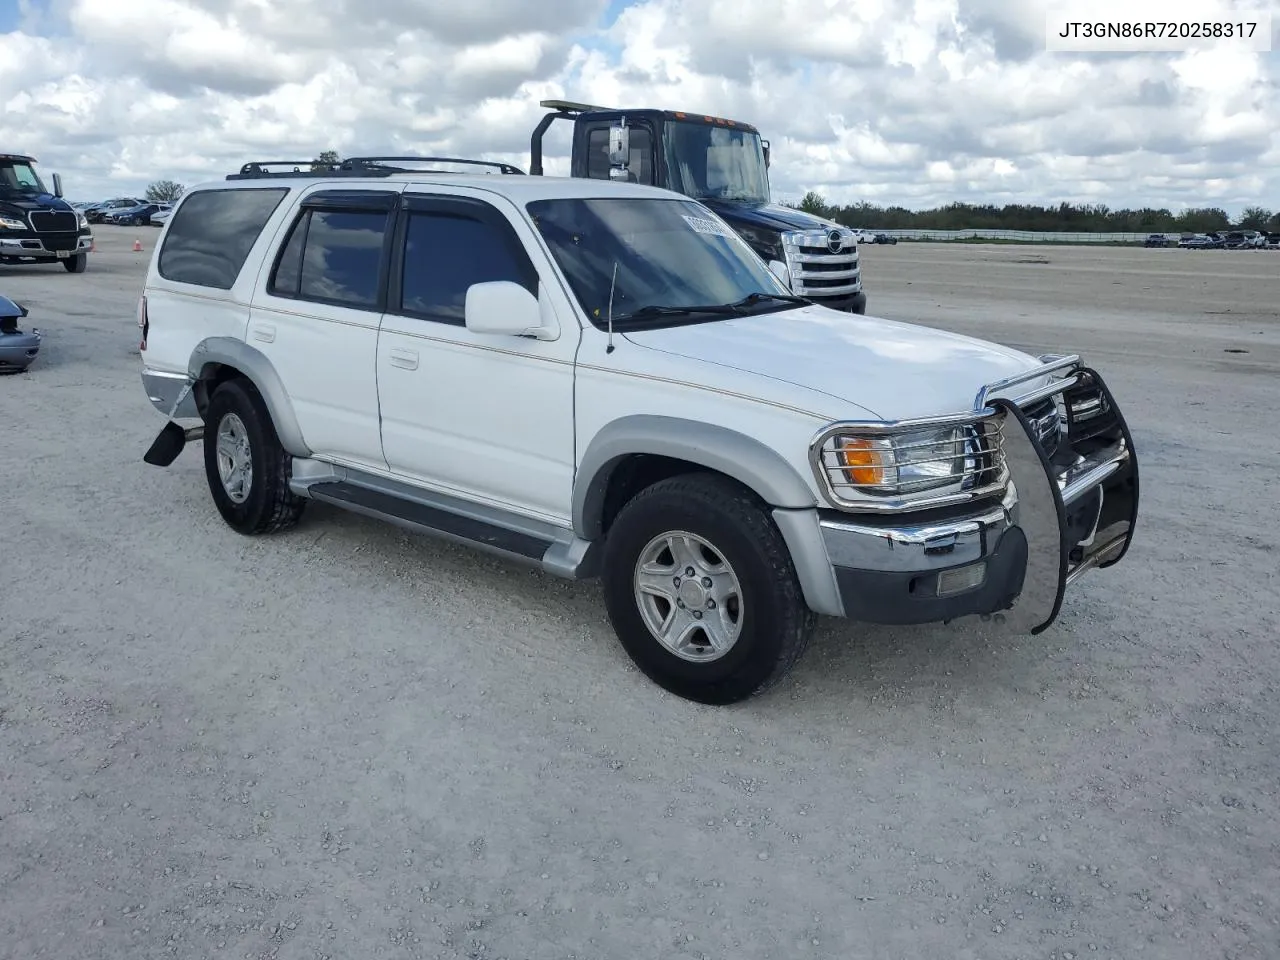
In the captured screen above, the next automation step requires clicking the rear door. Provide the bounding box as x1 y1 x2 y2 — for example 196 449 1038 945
246 185 405 470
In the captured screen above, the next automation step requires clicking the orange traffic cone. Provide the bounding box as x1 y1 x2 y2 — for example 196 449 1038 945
89 240 96 252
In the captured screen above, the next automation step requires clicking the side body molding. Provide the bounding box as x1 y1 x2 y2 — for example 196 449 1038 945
188 336 312 457
573 414 819 539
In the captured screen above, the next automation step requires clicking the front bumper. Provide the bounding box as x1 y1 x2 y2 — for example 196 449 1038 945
0 232 92 260
792 356 1139 632
0 330 42 370
812 290 867 314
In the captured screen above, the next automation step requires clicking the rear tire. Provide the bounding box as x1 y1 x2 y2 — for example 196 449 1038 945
203 377 306 535
600 473 816 705
62 253 87 273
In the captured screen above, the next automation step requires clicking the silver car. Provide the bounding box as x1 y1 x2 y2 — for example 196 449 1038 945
0 294 41 372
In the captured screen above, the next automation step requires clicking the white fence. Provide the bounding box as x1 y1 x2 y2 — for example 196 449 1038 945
866 228 1168 243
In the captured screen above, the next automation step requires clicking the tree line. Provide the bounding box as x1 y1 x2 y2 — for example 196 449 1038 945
791 191 1279 234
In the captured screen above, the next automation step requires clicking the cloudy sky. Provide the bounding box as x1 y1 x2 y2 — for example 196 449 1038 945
2 0 1277 213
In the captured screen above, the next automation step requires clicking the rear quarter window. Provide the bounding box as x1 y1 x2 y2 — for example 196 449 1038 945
158 188 289 289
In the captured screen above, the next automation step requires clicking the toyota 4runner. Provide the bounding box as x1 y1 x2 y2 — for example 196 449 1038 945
137 157 1140 705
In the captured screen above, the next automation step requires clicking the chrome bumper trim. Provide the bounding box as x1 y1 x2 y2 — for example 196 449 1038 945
0 236 92 255
819 488 1014 574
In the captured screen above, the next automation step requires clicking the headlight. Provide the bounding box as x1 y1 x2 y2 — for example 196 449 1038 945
0 216 26 230
76 211 89 228
832 427 969 495
736 224 783 261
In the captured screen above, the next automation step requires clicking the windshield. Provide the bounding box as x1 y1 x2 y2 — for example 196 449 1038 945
662 121 770 204
0 160 48 196
526 197 796 330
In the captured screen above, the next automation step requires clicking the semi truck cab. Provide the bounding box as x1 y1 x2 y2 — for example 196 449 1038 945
0 153 93 273
530 100 867 315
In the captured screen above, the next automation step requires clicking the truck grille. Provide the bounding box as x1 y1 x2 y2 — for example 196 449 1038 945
782 228 861 300
29 211 78 233
43 236 79 252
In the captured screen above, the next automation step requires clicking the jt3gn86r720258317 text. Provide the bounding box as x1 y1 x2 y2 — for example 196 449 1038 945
1056 21 1259 39
1045 11 1271 52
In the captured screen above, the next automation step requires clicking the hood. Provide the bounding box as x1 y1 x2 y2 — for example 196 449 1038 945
0 193 74 216
699 198 841 234
621 305 1047 422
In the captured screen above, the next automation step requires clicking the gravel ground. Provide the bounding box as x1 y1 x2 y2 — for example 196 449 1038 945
2 227 1278 960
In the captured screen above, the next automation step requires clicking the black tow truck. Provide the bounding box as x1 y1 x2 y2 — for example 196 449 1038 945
0 153 93 273
529 100 867 315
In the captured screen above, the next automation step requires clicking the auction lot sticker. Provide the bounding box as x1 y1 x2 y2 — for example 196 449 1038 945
1045 1 1272 52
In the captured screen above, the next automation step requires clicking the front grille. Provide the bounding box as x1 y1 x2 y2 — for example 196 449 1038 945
29 211 78 233
783 228 861 299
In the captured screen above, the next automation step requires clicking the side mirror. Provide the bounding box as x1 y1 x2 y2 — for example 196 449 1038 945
608 124 630 166
464 281 548 338
767 260 792 290
52 172 64 198
607 124 631 180
762 140 771 169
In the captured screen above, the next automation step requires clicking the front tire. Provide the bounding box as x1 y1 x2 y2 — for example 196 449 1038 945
62 253 87 273
202 378 306 535
600 473 816 705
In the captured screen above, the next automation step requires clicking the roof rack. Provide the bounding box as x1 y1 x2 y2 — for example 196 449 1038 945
340 156 525 176
226 156 525 181
225 161 369 181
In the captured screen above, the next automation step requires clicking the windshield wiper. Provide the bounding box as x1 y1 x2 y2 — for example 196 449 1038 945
615 303 741 321
615 292 809 323
725 291 809 310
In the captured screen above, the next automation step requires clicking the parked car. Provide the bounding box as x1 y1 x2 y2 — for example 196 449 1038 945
149 206 174 226
105 202 166 226
1143 234 1171 247
0 294 41 372
872 233 898 245
85 198 144 223
1179 233 1224 249
135 158 1140 705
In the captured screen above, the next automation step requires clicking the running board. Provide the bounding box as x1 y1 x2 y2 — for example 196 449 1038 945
294 465 600 580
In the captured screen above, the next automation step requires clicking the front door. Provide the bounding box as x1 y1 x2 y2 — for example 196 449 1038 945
375 189 580 524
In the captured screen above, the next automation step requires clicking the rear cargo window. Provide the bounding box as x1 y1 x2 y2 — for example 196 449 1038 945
158 188 288 289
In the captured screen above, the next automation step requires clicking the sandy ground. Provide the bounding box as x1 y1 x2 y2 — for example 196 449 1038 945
2 227 1278 960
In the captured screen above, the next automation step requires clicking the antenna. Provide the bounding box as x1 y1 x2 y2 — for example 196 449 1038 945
606 261 618 354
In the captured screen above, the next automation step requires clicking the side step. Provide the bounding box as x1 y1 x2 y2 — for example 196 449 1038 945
308 480 552 561
296 467 601 580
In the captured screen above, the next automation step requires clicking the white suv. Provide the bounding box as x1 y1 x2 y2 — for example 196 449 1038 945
137 158 1140 705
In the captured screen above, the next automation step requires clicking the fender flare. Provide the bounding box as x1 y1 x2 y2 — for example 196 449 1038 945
187 336 312 457
573 414 818 539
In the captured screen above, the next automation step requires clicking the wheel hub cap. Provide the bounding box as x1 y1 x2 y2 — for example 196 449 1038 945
633 530 743 663
215 412 253 504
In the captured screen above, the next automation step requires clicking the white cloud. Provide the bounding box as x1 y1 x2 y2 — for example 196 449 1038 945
0 0 1275 214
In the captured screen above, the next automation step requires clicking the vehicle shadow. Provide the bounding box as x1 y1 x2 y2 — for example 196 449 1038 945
281 499 1072 714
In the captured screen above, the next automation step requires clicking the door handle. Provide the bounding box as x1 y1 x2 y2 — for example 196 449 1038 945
251 324 275 343
388 347 418 370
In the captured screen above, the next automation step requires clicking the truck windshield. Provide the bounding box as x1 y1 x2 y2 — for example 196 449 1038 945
662 121 770 204
0 160 48 196
526 196 798 330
